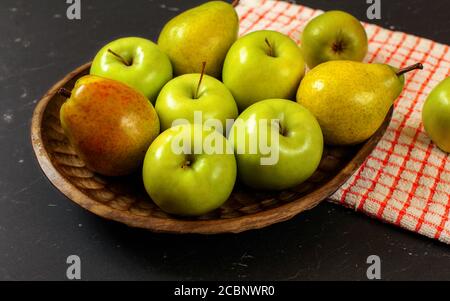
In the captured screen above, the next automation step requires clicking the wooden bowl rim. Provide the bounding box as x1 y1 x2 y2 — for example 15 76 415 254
30 62 392 234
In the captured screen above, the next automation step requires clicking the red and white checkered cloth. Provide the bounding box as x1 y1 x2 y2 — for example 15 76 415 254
236 0 450 243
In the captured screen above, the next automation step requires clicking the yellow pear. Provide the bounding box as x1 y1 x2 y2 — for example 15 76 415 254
297 60 422 145
157 1 239 78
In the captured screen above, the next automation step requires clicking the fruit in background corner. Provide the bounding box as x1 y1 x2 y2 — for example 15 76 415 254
142 124 237 216
90 37 173 103
297 61 423 145
155 62 238 134
223 30 306 111
301 10 368 69
229 99 323 191
423 77 450 153
157 1 239 78
59 75 160 176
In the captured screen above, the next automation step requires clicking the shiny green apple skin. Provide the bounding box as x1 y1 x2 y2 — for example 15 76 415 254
229 99 323 190
90 37 173 103
155 74 238 134
301 11 368 69
222 30 306 111
423 77 450 153
143 124 237 216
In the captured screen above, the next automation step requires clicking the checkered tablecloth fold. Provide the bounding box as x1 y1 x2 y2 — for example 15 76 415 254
236 0 450 243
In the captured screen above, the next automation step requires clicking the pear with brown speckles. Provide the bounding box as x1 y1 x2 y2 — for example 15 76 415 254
60 75 160 176
157 1 239 78
296 60 422 145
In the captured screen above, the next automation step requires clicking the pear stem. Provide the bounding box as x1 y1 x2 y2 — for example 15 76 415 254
396 63 424 77
232 0 240 7
58 88 72 98
265 38 274 57
107 49 131 66
195 62 207 99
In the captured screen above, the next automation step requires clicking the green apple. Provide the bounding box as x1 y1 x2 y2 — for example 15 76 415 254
155 66 238 134
90 37 172 103
222 30 306 111
423 77 450 153
301 10 368 69
143 124 237 216
229 99 323 190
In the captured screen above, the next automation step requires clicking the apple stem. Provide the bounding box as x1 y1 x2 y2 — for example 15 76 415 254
396 63 424 77
265 38 274 57
182 160 191 169
58 88 72 98
107 49 131 66
195 62 207 99
232 0 240 7
276 120 286 136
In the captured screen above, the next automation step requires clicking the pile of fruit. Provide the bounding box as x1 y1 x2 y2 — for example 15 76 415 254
58 1 450 217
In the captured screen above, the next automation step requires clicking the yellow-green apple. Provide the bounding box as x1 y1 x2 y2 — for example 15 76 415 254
423 77 450 153
60 75 160 176
90 37 172 103
142 124 237 216
222 30 306 111
229 99 323 190
301 11 368 69
155 63 238 134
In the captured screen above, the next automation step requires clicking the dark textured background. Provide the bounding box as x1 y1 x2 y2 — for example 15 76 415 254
0 0 449 281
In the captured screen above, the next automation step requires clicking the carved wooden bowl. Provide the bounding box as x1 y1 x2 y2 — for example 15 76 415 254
31 63 392 234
